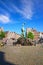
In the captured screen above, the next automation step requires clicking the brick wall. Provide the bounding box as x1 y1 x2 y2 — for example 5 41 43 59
26 28 40 40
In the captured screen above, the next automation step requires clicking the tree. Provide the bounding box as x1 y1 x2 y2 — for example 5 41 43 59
0 31 5 39
27 32 34 40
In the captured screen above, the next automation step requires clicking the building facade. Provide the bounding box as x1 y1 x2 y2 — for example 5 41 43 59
3 31 21 45
26 28 43 40
5 31 20 40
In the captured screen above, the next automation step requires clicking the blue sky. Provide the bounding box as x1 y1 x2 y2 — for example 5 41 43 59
0 0 43 34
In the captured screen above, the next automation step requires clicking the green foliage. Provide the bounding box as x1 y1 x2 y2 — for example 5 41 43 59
0 31 5 39
27 32 34 40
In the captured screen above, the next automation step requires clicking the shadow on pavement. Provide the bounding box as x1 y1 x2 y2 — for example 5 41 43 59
0 51 18 65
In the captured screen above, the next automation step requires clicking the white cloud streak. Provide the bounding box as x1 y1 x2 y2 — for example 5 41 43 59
0 15 10 23
0 7 10 16
0 0 13 13
0 0 34 20
21 0 34 19
11 0 34 19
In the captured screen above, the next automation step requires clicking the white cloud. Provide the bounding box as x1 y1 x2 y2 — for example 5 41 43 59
0 0 34 20
21 0 34 19
11 0 34 19
0 15 10 23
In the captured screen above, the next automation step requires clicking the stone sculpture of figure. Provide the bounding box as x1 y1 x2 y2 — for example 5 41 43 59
21 23 25 37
